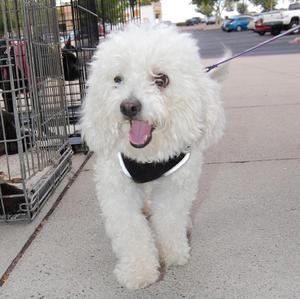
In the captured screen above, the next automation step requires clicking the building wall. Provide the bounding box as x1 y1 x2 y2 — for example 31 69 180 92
141 5 156 24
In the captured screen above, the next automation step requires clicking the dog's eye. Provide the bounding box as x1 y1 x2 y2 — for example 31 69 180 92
153 73 169 88
114 75 123 84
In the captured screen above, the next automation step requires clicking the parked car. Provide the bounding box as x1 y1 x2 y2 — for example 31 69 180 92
185 17 202 26
254 4 300 36
162 21 173 26
254 18 274 35
278 3 300 34
222 15 254 32
206 16 216 25
247 15 260 30
254 10 284 36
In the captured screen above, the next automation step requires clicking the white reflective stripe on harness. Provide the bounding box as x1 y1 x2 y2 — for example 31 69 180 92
118 152 132 179
162 152 191 177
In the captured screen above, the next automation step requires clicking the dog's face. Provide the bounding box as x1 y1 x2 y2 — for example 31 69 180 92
82 25 225 161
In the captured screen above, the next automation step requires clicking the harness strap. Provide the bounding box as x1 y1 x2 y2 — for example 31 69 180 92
118 152 191 183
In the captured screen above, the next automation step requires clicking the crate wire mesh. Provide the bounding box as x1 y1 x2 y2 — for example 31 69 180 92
56 0 141 152
0 0 72 222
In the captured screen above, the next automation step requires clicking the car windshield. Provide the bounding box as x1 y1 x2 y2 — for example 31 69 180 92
289 3 300 10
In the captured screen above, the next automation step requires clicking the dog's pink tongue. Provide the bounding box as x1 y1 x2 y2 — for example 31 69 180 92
129 120 152 146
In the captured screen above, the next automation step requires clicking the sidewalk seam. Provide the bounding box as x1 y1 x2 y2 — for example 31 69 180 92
205 157 300 165
225 102 300 109
0 152 93 287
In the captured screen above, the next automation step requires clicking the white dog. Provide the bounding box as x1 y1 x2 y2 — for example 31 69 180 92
81 24 226 289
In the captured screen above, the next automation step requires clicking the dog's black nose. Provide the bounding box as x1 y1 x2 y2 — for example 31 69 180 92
120 100 142 118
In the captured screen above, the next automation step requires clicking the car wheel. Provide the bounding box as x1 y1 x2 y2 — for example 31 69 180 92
271 28 281 36
290 20 300 34
236 26 242 32
258 31 266 36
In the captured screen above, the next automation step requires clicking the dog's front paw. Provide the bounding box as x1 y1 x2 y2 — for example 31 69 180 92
114 261 160 289
159 243 190 268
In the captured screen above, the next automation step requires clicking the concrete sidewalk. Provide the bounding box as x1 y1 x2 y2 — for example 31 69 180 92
0 54 300 298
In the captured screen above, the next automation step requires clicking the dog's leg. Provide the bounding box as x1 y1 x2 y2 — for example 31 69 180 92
150 155 202 268
94 160 160 289
151 185 193 267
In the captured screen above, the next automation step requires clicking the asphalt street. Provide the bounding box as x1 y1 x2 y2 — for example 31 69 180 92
192 28 300 58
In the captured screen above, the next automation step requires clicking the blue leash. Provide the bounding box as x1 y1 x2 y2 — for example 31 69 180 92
205 24 300 73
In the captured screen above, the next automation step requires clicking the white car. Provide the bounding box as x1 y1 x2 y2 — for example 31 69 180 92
206 16 216 25
256 4 300 35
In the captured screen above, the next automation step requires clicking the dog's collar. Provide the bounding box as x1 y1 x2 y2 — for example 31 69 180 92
117 151 191 183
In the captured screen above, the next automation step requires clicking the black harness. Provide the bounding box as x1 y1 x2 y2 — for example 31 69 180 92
118 152 190 183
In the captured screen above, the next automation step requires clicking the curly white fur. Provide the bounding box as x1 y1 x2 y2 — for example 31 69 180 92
81 24 225 289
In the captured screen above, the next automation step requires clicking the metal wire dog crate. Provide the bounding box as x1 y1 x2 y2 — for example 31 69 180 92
57 0 141 152
0 0 72 222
